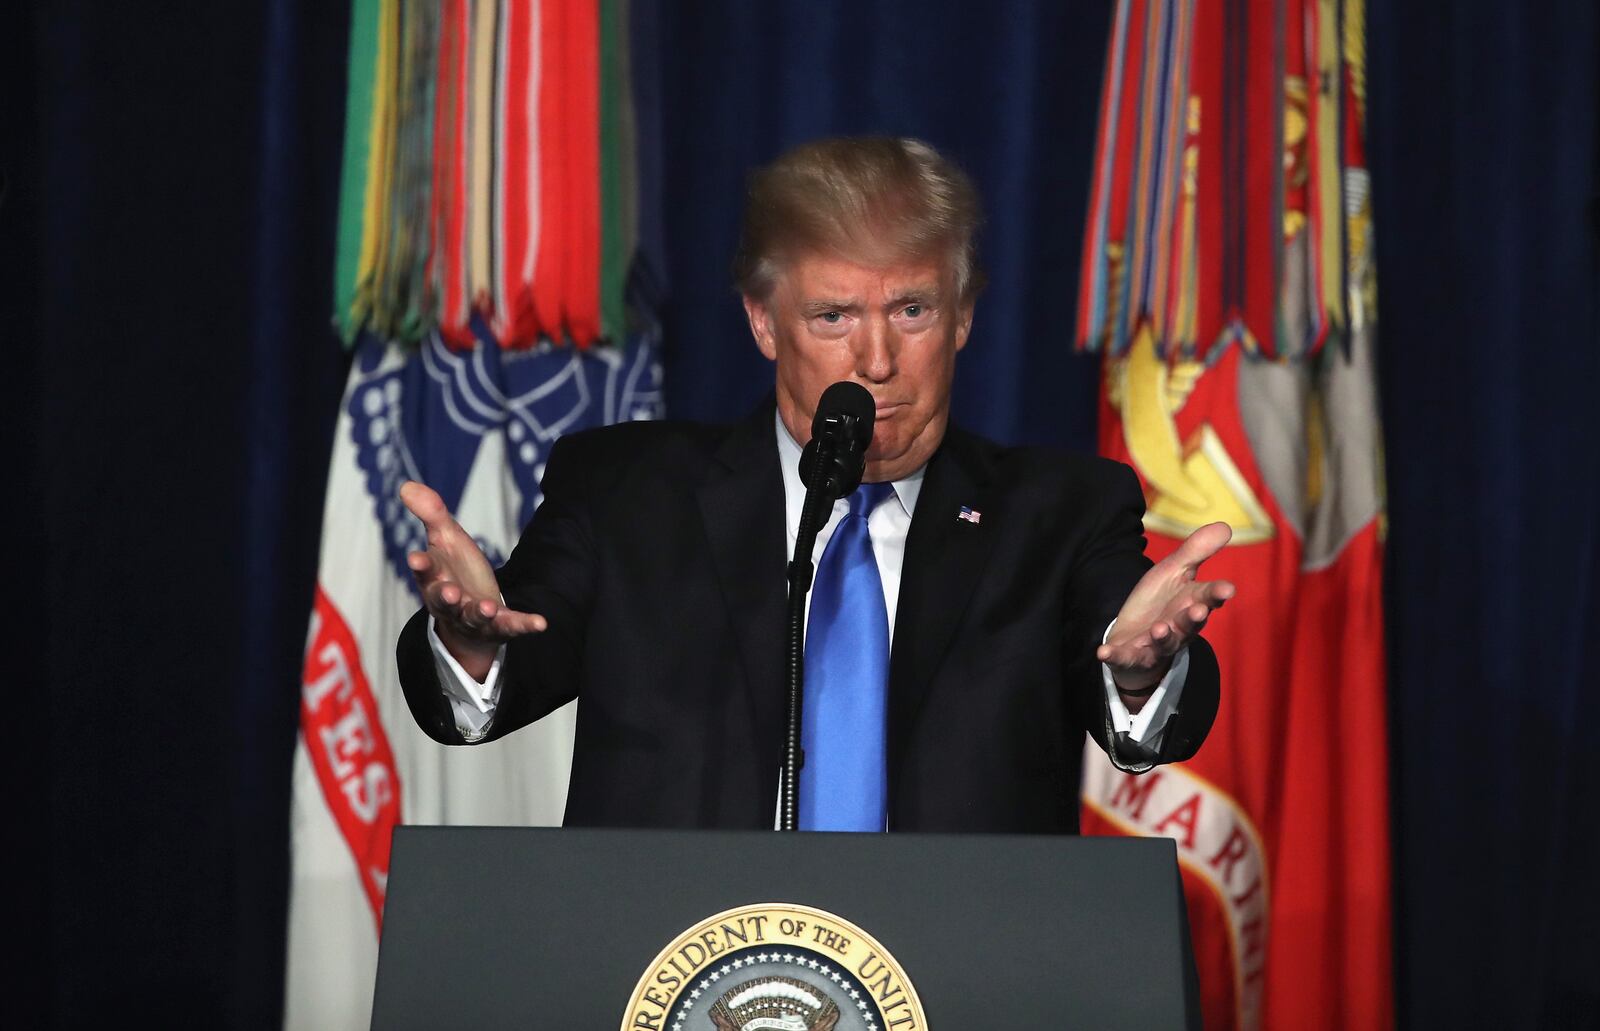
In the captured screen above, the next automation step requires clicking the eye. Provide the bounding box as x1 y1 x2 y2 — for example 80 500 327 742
903 304 924 319
820 311 843 324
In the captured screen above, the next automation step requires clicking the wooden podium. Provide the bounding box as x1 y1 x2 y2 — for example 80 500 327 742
372 826 1200 1029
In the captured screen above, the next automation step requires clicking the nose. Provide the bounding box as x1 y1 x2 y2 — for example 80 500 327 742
853 315 896 384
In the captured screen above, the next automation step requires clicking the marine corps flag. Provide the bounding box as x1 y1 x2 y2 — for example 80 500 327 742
1076 1 1392 1028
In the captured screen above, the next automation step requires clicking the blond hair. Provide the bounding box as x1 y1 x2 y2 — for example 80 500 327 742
732 136 984 303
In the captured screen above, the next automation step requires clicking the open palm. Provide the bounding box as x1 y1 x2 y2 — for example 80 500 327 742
1097 521 1236 694
399 480 547 674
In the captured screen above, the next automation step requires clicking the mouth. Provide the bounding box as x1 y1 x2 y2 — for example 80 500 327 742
874 402 907 418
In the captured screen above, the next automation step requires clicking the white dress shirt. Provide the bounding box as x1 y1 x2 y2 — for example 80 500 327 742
430 412 1188 753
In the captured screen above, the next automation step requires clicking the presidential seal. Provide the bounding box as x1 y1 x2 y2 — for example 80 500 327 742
621 903 927 1031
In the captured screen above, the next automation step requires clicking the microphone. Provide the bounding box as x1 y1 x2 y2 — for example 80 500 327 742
780 381 877 832
799 381 876 498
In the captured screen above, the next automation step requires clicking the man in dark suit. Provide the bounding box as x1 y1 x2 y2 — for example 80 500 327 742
395 136 1233 833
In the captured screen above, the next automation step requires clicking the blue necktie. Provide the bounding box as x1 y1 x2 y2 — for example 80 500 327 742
800 482 896 831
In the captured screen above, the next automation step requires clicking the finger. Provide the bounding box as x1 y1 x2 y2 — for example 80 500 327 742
1206 579 1236 605
1169 603 1210 638
490 608 548 637
1097 628 1148 664
1133 620 1182 658
1097 638 1162 671
1130 620 1188 659
406 550 441 583
430 584 489 632
1173 521 1233 570
1097 642 1135 667
421 579 450 610
423 591 473 637
422 581 463 624
399 480 458 538
446 605 545 641
456 596 499 630
1160 621 1192 656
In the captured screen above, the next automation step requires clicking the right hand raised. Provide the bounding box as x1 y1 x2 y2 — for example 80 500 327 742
400 480 547 677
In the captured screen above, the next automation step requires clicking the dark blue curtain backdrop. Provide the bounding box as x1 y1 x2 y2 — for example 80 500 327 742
654 1 1111 448
1369 3 1600 1027
12 1 1596 1027
14 2 350 1026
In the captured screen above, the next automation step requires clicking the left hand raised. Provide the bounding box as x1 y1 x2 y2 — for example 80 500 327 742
1098 521 1236 695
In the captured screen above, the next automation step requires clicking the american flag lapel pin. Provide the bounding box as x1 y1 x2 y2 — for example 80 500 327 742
958 505 982 525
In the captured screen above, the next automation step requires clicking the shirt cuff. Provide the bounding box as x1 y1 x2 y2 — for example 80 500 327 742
1101 619 1190 748
427 615 506 740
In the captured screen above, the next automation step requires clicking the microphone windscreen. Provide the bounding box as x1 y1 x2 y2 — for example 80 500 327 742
811 381 876 446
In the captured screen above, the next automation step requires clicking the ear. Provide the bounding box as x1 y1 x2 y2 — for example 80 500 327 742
742 294 778 361
953 301 975 353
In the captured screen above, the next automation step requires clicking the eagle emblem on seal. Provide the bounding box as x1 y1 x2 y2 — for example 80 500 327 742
708 975 842 1031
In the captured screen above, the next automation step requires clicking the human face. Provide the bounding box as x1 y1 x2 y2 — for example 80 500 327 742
742 253 974 483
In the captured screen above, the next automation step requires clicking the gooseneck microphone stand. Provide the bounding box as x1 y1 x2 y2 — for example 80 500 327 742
779 383 874 832
780 465 834 832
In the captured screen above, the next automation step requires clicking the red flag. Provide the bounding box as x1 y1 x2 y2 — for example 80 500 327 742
1078 1 1392 1028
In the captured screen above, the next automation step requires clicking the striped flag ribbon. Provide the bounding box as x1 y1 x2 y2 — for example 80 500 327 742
333 0 643 350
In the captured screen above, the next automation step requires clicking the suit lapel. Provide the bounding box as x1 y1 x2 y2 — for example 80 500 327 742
889 428 996 756
695 403 788 769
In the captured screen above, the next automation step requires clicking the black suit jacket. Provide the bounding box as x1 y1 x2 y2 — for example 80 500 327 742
397 402 1219 832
